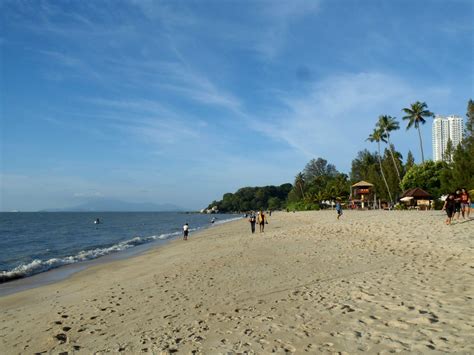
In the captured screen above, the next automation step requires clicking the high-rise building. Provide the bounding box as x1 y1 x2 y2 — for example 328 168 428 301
432 115 464 162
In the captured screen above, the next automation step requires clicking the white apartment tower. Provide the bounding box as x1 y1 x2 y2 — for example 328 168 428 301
432 115 464 162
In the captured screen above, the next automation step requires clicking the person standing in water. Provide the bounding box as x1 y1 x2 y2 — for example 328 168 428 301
249 213 256 234
258 211 266 233
335 200 343 220
183 223 189 240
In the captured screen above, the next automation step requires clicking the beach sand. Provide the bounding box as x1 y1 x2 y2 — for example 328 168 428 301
1 210 473 354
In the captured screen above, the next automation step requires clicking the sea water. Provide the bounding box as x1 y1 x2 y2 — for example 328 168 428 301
0 212 240 283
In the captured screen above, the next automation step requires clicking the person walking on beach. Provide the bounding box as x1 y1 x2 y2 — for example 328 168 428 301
258 211 266 232
249 213 256 234
183 223 189 240
460 188 471 219
442 194 456 225
335 200 343 220
454 189 462 220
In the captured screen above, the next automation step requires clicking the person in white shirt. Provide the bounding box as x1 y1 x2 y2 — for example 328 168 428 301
183 223 189 240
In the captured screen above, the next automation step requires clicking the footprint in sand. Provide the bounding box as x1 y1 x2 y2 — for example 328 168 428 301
54 333 67 343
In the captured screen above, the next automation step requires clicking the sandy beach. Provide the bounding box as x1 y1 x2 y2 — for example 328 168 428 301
1 210 473 354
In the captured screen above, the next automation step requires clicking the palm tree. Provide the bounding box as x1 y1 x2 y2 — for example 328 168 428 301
295 172 305 199
367 128 393 204
376 115 402 183
402 101 434 164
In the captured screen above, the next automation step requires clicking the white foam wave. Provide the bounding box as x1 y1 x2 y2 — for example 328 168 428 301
0 231 181 283
212 216 243 226
0 215 242 283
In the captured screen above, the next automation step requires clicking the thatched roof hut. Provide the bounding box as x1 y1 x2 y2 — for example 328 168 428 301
351 180 374 188
400 188 432 210
401 188 432 200
351 181 375 209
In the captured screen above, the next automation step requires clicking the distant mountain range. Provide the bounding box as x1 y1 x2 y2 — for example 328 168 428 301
41 198 185 212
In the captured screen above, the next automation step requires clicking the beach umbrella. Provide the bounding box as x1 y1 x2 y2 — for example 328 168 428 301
400 196 414 202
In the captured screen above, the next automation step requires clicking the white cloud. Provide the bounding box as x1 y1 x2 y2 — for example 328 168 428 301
253 71 451 168
253 0 321 59
83 97 202 143
38 50 103 81
150 63 242 112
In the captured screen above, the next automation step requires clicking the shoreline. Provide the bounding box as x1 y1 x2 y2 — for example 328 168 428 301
1 211 472 353
0 215 242 297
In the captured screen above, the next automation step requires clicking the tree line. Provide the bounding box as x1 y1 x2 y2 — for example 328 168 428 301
208 99 474 212
207 184 292 213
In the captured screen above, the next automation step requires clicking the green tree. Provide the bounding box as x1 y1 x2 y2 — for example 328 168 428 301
377 115 402 183
443 99 474 190
350 150 389 200
303 158 337 181
325 173 350 200
294 172 306 199
267 197 281 210
402 101 434 164
367 128 393 203
350 150 377 181
466 99 474 135
400 161 449 198
405 150 415 173
208 184 292 212
382 147 403 199
443 138 454 163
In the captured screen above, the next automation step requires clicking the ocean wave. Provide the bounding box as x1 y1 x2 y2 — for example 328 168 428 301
0 216 241 283
212 216 243 225
0 231 180 283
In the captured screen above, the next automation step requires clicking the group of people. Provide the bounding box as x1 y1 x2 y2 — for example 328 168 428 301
248 211 268 233
183 189 470 239
442 188 471 225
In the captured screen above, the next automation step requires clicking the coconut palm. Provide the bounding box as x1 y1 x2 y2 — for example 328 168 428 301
376 115 402 183
295 172 305 199
402 101 434 164
367 128 393 204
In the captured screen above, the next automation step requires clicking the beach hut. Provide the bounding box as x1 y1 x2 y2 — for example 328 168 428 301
400 188 432 210
351 181 374 209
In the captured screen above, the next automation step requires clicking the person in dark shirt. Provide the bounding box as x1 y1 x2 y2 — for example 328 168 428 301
453 189 463 221
249 213 256 234
442 194 456 225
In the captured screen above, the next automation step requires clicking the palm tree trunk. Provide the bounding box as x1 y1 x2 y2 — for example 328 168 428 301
298 183 305 199
378 142 393 205
417 124 425 164
385 131 402 183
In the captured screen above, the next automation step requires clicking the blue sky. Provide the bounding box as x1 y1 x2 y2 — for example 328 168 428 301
1 0 473 211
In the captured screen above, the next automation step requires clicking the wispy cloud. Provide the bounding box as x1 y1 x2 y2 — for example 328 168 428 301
37 49 103 81
252 0 321 59
253 71 451 166
127 0 321 61
82 97 202 146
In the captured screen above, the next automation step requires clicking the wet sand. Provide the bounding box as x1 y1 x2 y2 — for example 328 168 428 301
1 210 473 354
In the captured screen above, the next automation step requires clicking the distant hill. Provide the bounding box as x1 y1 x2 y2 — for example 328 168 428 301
41 198 185 212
